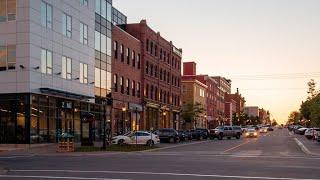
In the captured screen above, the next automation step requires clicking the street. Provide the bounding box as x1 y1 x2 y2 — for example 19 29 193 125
1 129 320 180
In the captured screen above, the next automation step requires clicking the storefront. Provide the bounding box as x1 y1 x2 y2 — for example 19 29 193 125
0 93 109 144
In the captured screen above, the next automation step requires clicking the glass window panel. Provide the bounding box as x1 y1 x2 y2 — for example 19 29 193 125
84 64 88 77
62 56 66 79
0 46 6 71
95 31 101 51
106 37 111 56
0 0 6 22
7 0 16 21
7 45 15 63
95 67 101 88
46 51 52 68
80 23 83 43
95 0 100 15
46 4 52 28
62 14 67 36
67 58 72 74
106 2 112 22
80 63 83 83
101 33 106 54
40 2 46 26
101 0 106 18
101 69 106 89
67 15 72 37
41 49 46 73
106 71 111 90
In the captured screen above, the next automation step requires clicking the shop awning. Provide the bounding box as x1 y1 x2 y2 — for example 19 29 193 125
40 88 95 101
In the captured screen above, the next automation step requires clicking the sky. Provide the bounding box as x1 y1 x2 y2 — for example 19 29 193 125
113 0 320 124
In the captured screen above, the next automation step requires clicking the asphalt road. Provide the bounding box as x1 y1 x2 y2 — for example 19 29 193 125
1 129 320 180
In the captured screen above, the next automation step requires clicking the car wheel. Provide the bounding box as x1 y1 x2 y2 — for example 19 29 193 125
227 137 231 140
218 134 223 140
236 133 241 139
146 140 154 147
118 139 125 145
169 137 175 143
199 136 203 140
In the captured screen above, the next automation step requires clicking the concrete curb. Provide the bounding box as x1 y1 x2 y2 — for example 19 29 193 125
294 138 315 156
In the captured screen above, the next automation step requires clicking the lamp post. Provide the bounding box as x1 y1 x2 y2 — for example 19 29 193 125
204 115 207 128
102 100 107 150
162 111 166 128
122 107 126 135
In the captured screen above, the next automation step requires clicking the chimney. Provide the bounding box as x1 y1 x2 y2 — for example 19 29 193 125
183 62 197 76
236 88 239 94
140 19 147 24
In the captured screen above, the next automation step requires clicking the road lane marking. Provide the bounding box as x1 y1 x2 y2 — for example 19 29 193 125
0 155 35 159
142 140 210 152
222 139 254 153
9 169 320 180
0 175 128 180
294 138 314 156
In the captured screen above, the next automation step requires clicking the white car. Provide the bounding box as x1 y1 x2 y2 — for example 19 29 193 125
259 127 268 133
111 131 160 146
305 128 320 140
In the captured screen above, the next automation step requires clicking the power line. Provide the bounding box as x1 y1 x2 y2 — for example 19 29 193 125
228 72 320 80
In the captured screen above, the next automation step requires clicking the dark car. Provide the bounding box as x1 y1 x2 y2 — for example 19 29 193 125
184 130 193 140
154 128 179 143
190 129 206 140
267 127 274 131
196 128 210 139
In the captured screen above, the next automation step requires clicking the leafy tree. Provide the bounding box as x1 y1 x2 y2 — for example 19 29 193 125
232 112 249 126
271 119 278 126
181 102 205 129
288 111 301 124
307 79 318 100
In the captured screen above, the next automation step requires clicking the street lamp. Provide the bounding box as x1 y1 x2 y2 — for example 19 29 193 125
122 107 126 134
204 115 207 128
162 111 166 128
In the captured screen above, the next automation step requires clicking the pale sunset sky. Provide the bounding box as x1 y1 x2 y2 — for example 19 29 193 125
113 0 320 124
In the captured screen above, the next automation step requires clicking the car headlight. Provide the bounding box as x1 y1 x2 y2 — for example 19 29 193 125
245 133 249 136
254 132 257 136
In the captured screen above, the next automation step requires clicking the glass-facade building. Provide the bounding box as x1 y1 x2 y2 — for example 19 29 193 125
0 0 117 144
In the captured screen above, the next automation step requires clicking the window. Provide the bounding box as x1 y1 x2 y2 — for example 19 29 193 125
126 48 130 65
146 39 149 52
145 84 149 98
95 31 101 51
155 87 158 101
126 79 130 95
163 70 166 81
137 82 141 98
94 68 107 88
132 80 135 96
154 66 158 78
150 64 153 76
145 61 149 75
120 44 124 62
41 49 52 75
160 48 162 60
150 85 154 100
132 51 135 67
163 51 166 62
137 54 141 69
62 13 72 38
150 42 153 54
113 74 118 92
95 0 111 22
200 89 205 97
100 33 106 53
0 45 16 71
0 0 16 22
160 69 162 80
41 1 52 28
80 63 88 84
120 76 124 94
167 72 170 83
80 0 88 6
62 56 72 80
155 45 158 56
114 41 118 59
80 22 88 45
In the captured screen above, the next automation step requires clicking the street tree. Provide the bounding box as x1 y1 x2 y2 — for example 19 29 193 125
288 111 301 124
181 102 205 129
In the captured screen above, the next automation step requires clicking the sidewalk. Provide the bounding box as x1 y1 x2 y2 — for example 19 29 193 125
293 134 320 156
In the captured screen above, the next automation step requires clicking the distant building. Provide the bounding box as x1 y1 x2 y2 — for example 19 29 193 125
244 106 259 117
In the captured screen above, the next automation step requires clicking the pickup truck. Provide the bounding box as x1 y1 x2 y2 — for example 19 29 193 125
210 126 242 140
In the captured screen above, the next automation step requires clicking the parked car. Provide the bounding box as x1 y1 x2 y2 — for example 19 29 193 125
111 131 160 146
211 126 241 140
232 126 243 135
196 128 210 139
153 128 179 143
244 128 258 138
295 127 308 135
190 129 206 140
267 126 274 131
293 125 304 134
305 128 320 139
259 127 268 133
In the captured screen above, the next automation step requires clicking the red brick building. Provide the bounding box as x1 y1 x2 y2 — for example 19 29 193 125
120 20 182 130
112 26 142 134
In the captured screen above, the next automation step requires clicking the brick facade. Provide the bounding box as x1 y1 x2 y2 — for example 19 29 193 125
112 26 142 134
120 20 182 130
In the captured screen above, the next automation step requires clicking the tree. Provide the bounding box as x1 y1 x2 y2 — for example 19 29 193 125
307 79 318 100
181 102 205 129
271 119 278 126
232 112 249 126
287 111 301 124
